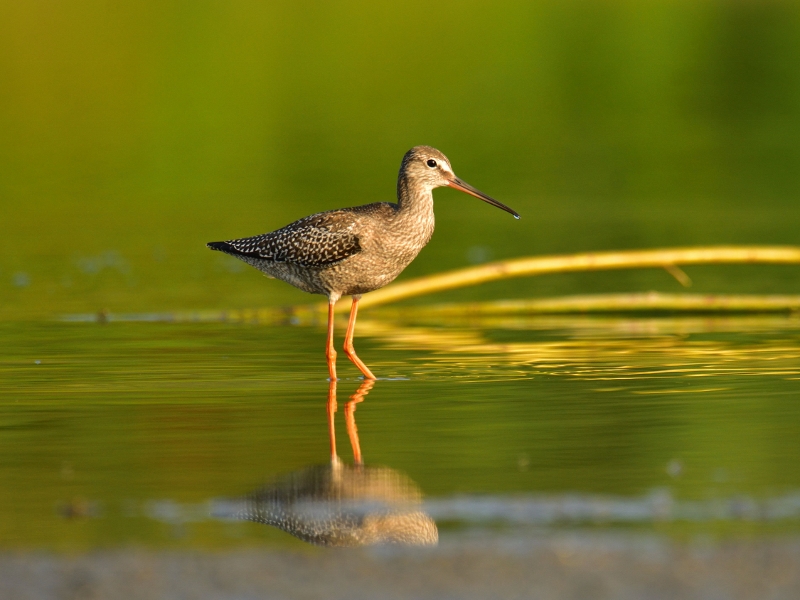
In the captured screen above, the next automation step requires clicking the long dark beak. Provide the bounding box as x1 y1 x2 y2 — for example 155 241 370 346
447 177 520 219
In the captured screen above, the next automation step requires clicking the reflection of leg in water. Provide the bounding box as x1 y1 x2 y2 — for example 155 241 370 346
230 377 437 547
326 379 375 466
326 379 339 465
345 379 375 465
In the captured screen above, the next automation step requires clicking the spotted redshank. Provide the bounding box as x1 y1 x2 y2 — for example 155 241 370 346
207 146 519 380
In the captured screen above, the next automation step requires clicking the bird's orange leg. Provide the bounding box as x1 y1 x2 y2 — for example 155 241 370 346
343 296 376 380
326 300 337 381
344 379 374 465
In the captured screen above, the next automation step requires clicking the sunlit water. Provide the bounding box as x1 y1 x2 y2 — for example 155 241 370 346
2 314 800 551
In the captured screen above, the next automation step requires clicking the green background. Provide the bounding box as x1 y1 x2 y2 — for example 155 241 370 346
3 1 800 320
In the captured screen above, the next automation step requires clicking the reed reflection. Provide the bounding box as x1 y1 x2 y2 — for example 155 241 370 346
234 380 438 547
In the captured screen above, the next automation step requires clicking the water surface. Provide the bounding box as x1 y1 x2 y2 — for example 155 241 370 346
2 314 800 551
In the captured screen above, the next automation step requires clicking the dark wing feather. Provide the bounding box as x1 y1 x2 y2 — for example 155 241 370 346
210 210 362 268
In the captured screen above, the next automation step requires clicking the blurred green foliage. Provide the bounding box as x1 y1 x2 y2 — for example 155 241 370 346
2 1 800 319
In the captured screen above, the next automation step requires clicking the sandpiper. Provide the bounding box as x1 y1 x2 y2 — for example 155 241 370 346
207 146 519 380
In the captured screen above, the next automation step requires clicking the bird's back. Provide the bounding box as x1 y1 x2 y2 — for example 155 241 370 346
207 201 412 297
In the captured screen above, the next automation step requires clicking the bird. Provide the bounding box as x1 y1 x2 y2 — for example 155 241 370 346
207 146 519 380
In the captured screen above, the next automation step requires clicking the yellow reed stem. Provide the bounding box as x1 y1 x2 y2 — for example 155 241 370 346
382 292 800 316
334 246 800 312
663 264 692 287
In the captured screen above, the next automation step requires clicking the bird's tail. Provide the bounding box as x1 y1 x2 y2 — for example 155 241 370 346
207 241 235 253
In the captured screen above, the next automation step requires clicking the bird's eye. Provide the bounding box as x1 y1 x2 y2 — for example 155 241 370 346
426 159 437 168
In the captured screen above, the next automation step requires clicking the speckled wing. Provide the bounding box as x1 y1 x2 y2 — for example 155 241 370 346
210 210 362 268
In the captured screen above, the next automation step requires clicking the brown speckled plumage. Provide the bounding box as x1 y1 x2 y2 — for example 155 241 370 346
207 146 518 379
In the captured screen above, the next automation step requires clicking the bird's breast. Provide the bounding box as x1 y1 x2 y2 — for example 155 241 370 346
325 211 433 296
369 211 434 265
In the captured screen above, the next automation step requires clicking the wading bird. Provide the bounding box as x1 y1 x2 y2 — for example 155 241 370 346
207 146 519 380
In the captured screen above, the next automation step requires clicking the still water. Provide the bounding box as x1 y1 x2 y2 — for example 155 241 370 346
2 313 800 551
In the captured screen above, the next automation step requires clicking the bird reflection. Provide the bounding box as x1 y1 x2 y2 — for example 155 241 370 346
232 380 438 547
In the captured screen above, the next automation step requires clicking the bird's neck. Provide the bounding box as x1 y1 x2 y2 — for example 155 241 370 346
396 177 434 220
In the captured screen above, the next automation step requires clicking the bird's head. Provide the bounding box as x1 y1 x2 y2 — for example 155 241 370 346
400 146 520 219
